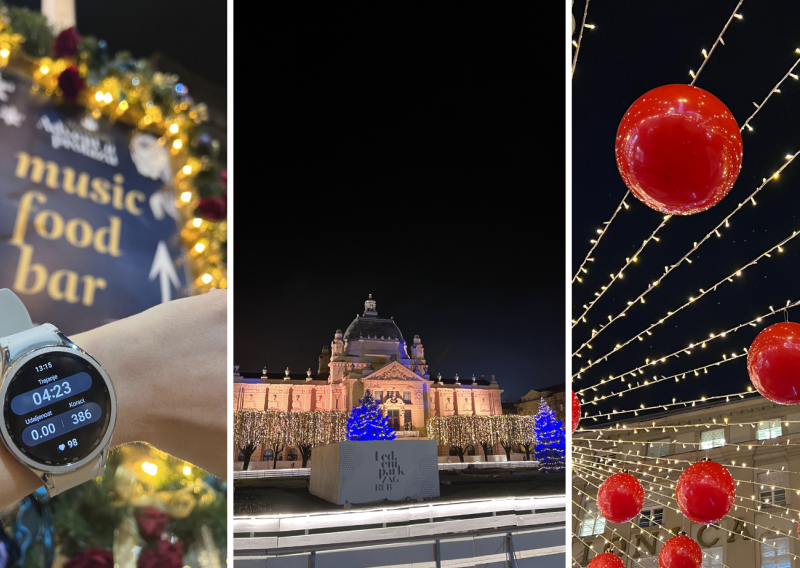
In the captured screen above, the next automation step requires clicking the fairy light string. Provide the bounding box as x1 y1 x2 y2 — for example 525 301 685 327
572 513 656 568
582 390 759 422
573 222 800 369
572 0 593 77
573 214 671 328
576 298 800 393
573 468 800 561
573 191 630 285
689 0 745 84
740 52 800 133
573 448 800 518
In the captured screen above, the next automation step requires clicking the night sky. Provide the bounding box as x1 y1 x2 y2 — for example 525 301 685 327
234 5 566 402
573 1 800 423
4 0 227 87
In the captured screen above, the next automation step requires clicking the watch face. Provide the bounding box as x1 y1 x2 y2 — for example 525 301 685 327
3 350 112 467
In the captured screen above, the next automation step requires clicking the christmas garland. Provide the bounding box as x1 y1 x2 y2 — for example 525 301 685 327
0 2 227 292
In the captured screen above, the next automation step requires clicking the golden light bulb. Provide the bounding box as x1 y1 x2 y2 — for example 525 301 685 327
169 124 179 134
180 191 192 203
173 139 183 149
103 93 113 104
192 218 202 227
95 91 104 102
195 243 205 253
142 462 158 476
0 49 9 59
40 65 49 74
182 165 192 175
183 466 191 475
201 273 213 284
118 100 129 111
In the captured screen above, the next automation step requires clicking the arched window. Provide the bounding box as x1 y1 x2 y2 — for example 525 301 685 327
287 448 298 461
237 451 244 462
263 449 274 462
467 445 475 456
449 447 458 456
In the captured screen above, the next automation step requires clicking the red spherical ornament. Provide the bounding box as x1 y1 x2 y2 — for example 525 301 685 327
659 535 702 568
615 84 742 215
57 66 86 103
571 390 581 433
597 472 644 523
588 553 625 568
676 461 735 524
747 322 800 405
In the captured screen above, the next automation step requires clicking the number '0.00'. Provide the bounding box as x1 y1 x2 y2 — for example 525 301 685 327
30 423 56 441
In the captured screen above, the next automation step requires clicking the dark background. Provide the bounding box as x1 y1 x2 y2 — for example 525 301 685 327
234 5 567 402
572 1 800 421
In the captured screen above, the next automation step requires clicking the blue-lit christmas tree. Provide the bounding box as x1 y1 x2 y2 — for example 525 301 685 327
533 399 565 472
346 389 396 441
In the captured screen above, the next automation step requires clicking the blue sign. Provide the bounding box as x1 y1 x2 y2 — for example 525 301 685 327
0 71 188 334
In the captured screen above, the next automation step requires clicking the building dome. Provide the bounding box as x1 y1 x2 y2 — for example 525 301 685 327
343 294 404 342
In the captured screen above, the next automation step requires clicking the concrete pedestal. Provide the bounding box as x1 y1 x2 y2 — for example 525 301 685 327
309 440 440 505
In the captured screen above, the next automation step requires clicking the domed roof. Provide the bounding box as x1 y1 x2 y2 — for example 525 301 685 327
343 295 404 342
343 316 404 342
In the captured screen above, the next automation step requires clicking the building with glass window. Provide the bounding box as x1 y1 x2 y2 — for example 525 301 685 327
573 396 800 567
234 295 505 466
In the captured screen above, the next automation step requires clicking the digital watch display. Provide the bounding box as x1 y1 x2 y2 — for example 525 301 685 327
2 350 112 466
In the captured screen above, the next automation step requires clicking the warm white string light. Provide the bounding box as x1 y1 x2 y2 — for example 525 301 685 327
583 390 758 421
574 443 800 494
573 215 670 328
573 492 735 568
575 462 800 553
572 0 594 77
574 447 800 507
573 150 800 364
573 225 800 369
580 348 747 401
740 52 800 133
689 0 745 85
575 433 800 454
578 417 800 434
574 467 800 561
576 298 800 387
571 511 660 568
573 191 630 285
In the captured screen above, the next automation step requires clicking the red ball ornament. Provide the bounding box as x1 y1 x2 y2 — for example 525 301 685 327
615 84 742 215
659 535 702 568
747 322 800 405
676 460 735 524
588 553 625 568
571 390 581 433
597 472 644 523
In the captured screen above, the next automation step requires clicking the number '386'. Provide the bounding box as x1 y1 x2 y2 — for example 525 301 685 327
71 410 91 424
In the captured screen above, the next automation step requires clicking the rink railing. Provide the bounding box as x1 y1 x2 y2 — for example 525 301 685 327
233 460 540 479
232 494 565 552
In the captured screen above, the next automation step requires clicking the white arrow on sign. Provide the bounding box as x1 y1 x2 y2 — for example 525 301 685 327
149 241 180 303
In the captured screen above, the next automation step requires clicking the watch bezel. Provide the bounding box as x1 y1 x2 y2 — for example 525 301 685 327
0 343 117 474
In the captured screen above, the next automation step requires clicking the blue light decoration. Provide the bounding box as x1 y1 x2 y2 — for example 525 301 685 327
533 399 566 472
346 389 396 441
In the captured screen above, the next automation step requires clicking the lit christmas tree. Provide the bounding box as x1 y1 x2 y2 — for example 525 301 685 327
533 399 565 472
346 389 396 441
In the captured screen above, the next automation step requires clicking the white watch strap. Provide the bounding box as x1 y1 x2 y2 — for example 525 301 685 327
42 452 107 497
3 325 62 361
0 288 33 338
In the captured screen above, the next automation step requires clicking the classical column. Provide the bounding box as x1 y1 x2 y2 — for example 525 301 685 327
41 0 76 32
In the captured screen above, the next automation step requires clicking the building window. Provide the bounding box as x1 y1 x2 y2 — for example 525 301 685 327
701 547 723 568
638 507 663 527
286 448 298 462
635 558 658 568
758 470 789 509
403 410 412 429
757 419 783 440
700 428 725 450
263 449 274 462
761 537 791 568
403 391 411 403
646 439 670 458
467 445 476 456
388 409 400 430
374 391 383 402
237 451 244 462
578 505 606 537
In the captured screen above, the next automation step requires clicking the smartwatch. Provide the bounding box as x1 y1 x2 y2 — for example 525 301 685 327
0 289 117 496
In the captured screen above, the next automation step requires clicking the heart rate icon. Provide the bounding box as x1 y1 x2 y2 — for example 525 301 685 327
58 444 65 451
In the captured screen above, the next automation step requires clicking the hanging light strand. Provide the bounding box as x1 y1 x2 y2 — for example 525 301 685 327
576 298 800 388
572 0 594 77
573 191 630 285
573 214 670 327
582 390 758 421
573 223 800 371
689 0 745 85
740 52 800 133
